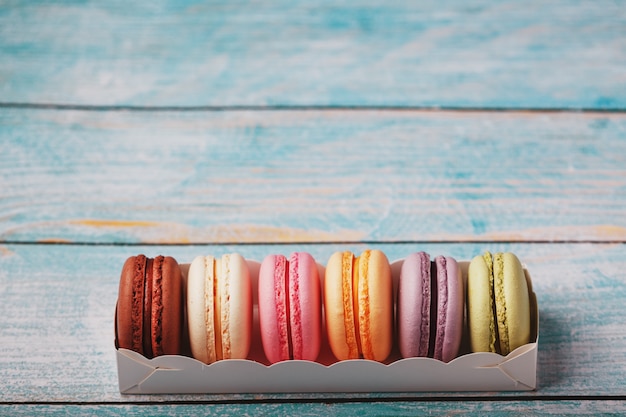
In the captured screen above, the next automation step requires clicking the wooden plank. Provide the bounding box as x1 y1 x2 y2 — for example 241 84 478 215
1 242 625 401
1 1 624 108
1 109 625 244
3 400 626 416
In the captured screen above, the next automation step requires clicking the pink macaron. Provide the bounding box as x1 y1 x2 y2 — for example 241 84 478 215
258 252 322 363
397 252 464 362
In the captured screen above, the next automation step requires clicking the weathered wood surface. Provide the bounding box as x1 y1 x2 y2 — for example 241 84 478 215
2 400 626 417
1 0 625 108
2 0 626 414
1 109 625 244
1 243 626 404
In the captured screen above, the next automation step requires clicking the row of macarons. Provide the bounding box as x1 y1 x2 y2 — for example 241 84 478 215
115 250 533 365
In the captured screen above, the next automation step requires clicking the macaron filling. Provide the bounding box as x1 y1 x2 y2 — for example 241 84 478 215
288 253 303 360
142 258 154 358
204 255 233 361
414 253 431 357
421 254 449 360
427 259 438 358
483 251 502 354
214 257 224 360
284 259 294 360
493 253 509 354
433 256 448 360
150 256 164 357
355 251 373 359
220 255 233 359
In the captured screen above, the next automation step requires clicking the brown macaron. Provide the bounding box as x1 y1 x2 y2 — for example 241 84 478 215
116 255 183 358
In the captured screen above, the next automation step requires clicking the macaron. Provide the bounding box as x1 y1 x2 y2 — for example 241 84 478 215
116 255 183 358
324 249 393 362
467 251 531 355
187 254 252 364
258 252 322 363
397 252 464 362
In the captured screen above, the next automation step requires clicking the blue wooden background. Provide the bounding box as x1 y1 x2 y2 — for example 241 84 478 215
1 1 625 415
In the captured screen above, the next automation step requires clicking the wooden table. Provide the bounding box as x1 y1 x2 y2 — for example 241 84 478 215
1 1 625 414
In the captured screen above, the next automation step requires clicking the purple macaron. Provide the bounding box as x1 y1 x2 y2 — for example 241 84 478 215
397 252 464 362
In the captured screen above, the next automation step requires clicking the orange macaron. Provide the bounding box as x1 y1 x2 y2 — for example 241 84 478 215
324 249 393 362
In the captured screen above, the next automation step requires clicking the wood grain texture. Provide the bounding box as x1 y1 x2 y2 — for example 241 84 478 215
1 0 624 108
2 0 625 413
1 109 625 244
3 400 626 416
1 242 625 402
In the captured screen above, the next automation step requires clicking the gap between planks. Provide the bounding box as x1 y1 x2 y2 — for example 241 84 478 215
3 395 626 406
3 240 626 247
1 102 626 114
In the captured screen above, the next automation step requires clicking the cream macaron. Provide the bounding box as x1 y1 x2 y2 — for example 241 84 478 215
187 254 252 364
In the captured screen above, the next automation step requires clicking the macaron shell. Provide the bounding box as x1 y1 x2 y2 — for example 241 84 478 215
258 254 288 363
220 253 252 360
157 256 183 356
436 256 464 362
397 252 431 358
324 251 358 360
289 252 321 361
495 252 530 354
357 249 393 362
467 253 497 353
187 255 217 364
116 255 146 355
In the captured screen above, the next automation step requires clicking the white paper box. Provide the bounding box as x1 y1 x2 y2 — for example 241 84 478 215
116 259 538 393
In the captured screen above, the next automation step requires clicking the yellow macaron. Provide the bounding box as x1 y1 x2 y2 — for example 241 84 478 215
467 251 531 355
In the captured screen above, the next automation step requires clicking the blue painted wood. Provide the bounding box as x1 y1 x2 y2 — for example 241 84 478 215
1 109 625 244
3 400 626 416
1 0 625 414
0 1 624 108
1 243 625 402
